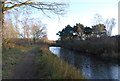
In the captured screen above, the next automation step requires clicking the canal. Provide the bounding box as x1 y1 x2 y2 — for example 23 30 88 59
49 47 120 79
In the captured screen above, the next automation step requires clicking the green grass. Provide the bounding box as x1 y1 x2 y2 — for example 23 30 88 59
2 45 30 79
34 48 85 79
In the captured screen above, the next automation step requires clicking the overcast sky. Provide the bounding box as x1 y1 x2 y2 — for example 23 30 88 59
41 0 119 40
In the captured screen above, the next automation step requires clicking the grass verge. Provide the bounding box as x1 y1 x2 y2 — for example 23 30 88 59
2 45 31 79
34 48 85 79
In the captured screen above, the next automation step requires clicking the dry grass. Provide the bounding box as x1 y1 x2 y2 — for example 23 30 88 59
58 36 119 59
2 44 31 79
34 48 86 79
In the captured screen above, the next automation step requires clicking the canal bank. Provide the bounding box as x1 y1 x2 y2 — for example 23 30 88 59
55 35 120 61
49 43 119 64
34 47 85 79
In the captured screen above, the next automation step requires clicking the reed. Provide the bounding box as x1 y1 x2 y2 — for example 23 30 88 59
58 36 119 59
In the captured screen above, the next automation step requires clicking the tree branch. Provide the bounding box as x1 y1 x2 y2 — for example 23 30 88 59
3 1 66 12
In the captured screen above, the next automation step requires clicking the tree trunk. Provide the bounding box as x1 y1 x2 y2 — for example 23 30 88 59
33 37 36 44
0 1 2 48
2 1 6 46
2 1 4 27
2 9 4 38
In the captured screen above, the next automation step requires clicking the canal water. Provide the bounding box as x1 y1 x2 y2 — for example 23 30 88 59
49 47 120 79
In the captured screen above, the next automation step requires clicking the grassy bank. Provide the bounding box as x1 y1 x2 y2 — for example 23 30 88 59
2 45 31 79
34 48 85 79
56 36 119 60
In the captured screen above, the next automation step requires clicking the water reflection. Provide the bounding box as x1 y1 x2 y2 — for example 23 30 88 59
49 47 119 79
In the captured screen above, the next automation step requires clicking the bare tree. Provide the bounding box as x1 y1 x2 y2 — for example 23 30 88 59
2 10 20 45
3 19 18 46
93 13 116 36
3 21 18 38
93 13 103 25
104 18 116 36
12 9 21 37
31 23 47 44
19 16 30 38
2 0 67 25
1 0 67 45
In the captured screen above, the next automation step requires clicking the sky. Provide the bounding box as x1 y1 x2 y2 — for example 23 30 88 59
41 0 119 40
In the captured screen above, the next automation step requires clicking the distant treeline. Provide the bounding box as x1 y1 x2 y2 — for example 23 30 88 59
57 22 115 41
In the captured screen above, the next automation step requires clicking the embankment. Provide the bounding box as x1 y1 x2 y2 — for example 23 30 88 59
34 48 85 79
56 36 120 61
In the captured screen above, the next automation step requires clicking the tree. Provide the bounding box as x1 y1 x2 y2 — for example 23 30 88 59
73 23 84 39
3 20 18 39
93 13 103 25
31 24 47 44
57 23 86 40
57 25 74 40
84 27 92 39
104 18 116 36
92 24 106 37
1 0 67 42
2 10 21 46
3 19 18 46
2 0 67 25
92 13 116 36
19 14 31 38
12 10 20 37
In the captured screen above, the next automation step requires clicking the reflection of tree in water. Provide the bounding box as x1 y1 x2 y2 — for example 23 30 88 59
74 55 92 78
96 61 118 79
90 59 112 79
59 48 75 65
59 48 92 78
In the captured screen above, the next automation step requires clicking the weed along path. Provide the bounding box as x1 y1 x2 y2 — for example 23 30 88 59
10 47 39 79
7 46 85 79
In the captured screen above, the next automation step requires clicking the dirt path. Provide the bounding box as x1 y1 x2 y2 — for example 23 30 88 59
10 47 39 79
